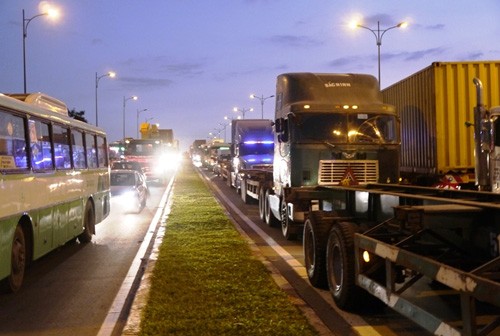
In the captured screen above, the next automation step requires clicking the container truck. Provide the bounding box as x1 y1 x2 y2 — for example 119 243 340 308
243 72 500 335
221 119 274 200
382 61 500 187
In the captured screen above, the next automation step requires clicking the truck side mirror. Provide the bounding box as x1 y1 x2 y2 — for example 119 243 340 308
275 118 284 132
276 118 289 143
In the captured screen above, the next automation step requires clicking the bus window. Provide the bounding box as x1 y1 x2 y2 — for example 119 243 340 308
72 130 86 169
53 125 71 169
29 119 53 170
97 136 108 167
85 133 97 168
0 110 28 169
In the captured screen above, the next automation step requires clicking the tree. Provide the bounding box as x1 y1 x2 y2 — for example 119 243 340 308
68 109 88 123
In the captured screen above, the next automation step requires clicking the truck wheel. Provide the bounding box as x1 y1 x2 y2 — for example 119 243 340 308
240 180 249 204
264 189 279 227
3 225 27 293
280 198 297 240
303 214 332 289
326 222 362 310
258 188 266 221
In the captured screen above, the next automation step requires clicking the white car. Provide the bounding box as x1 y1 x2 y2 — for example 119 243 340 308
110 169 148 213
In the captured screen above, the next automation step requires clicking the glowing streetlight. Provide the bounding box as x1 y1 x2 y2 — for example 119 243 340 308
95 71 116 127
22 6 61 93
250 94 274 119
351 19 407 88
233 107 254 119
122 95 138 140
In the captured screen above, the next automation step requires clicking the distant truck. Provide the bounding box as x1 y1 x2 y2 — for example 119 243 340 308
382 61 500 187
221 119 274 198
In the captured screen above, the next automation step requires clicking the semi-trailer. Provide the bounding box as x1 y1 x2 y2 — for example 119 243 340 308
232 71 500 335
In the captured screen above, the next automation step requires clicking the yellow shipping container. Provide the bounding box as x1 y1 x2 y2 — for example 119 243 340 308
382 61 500 183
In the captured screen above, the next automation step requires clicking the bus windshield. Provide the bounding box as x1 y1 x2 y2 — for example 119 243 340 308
294 112 399 144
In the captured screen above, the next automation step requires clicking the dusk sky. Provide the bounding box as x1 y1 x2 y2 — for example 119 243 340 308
2 1 500 151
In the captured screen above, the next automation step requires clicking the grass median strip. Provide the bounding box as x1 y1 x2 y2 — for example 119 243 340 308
138 163 318 336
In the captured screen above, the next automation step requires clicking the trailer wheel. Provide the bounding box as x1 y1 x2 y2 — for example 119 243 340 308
280 198 297 240
264 189 279 227
303 214 332 289
326 222 360 310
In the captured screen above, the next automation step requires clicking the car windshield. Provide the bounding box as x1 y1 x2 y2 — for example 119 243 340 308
111 173 136 186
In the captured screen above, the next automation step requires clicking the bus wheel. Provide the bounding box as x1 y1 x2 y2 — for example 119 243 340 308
280 198 297 240
264 189 279 227
6 225 27 292
78 202 95 244
326 222 361 310
303 215 332 289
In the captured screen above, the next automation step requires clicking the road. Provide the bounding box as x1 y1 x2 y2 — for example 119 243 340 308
201 167 432 336
0 179 170 336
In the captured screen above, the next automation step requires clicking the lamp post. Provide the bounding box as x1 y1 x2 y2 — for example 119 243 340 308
136 108 148 138
354 20 407 88
219 122 230 142
22 7 60 93
122 95 138 140
250 94 274 119
233 107 253 119
95 71 116 127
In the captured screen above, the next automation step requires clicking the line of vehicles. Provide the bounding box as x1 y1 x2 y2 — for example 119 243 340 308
201 62 500 336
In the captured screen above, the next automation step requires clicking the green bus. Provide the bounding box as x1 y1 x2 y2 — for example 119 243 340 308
0 93 110 292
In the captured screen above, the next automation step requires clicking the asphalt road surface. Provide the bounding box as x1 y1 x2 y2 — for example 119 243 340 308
0 179 170 336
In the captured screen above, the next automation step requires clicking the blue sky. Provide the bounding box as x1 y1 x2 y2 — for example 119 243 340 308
1 1 500 150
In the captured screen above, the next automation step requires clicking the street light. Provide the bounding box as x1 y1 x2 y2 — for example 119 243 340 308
122 95 138 140
95 71 116 127
233 107 254 119
219 122 230 142
22 7 60 93
136 108 148 138
250 94 274 119
352 20 407 88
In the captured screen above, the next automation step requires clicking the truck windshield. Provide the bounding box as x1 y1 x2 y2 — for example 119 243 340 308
295 113 398 144
239 142 274 156
125 141 161 156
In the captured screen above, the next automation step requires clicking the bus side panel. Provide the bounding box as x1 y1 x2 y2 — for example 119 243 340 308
68 199 84 239
53 203 70 246
33 207 54 259
0 217 18 282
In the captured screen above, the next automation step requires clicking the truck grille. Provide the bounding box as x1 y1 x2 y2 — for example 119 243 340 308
318 160 379 185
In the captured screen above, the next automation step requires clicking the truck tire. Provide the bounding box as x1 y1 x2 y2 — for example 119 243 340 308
326 222 362 310
264 189 279 227
280 198 297 240
258 187 266 221
240 180 249 204
303 213 333 289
